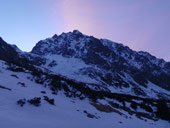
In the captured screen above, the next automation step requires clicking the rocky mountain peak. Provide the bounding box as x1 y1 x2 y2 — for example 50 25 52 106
73 29 83 35
29 30 170 93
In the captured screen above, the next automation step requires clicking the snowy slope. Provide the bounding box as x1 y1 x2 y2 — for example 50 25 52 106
0 30 170 127
42 54 99 84
0 60 170 128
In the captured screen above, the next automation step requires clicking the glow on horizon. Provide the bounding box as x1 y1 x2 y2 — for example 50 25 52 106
0 0 170 61
61 0 170 61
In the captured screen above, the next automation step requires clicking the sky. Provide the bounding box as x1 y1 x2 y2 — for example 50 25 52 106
0 0 170 61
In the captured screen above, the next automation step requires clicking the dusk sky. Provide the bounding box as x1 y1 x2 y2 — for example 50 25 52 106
0 0 170 61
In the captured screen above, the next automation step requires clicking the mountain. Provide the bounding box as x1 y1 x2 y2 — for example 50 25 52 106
0 30 170 128
31 30 170 98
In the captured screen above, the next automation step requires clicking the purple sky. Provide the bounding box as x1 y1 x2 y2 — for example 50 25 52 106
0 0 170 61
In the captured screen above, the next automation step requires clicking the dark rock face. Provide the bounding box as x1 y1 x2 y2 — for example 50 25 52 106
0 37 19 63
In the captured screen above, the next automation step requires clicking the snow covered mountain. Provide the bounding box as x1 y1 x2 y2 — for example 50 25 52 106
31 30 170 99
0 30 170 128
